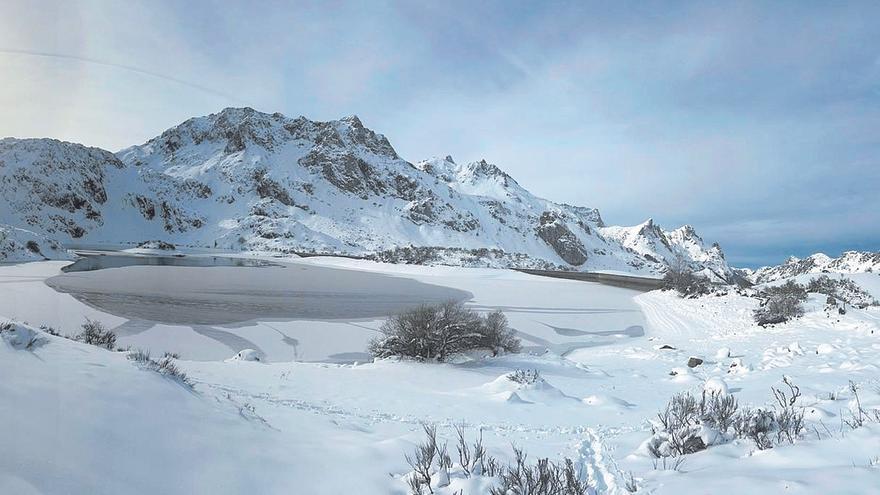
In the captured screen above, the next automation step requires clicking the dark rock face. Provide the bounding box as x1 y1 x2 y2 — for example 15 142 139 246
0 138 122 237
687 357 704 368
253 169 294 206
536 212 589 266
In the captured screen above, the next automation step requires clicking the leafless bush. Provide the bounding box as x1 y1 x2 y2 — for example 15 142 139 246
369 301 520 361
127 348 192 387
771 376 805 444
733 407 776 450
651 379 805 455
406 424 439 494
624 471 638 492
489 447 590 495
844 381 880 429
701 391 739 432
508 369 542 385
38 324 60 336
754 281 807 326
406 425 590 495
128 348 152 363
75 319 117 349
663 257 711 298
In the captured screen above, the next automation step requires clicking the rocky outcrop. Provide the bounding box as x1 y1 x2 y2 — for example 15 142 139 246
536 212 589 266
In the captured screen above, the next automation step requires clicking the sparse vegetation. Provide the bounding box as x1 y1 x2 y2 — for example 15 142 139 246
648 377 807 458
74 319 117 350
507 369 542 385
806 275 879 308
403 424 591 495
368 301 521 361
127 348 192 387
753 280 807 326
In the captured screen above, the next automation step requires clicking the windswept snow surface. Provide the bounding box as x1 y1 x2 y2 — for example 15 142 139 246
2 259 880 494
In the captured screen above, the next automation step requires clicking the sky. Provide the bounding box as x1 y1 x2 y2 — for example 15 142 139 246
1 0 878 267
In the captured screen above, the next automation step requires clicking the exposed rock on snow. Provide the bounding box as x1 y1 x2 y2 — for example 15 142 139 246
687 356 704 368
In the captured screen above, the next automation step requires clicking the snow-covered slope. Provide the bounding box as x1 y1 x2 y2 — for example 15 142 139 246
749 251 880 284
0 137 206 245
0 108 732 277
0 225 69 262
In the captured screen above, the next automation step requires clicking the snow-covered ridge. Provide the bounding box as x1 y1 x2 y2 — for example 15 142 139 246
748 251 880 284
0 107 731 278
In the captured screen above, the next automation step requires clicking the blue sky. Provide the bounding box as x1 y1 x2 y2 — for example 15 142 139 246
1 0 878 267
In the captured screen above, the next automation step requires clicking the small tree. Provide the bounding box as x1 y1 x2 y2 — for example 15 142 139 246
369 301 520 361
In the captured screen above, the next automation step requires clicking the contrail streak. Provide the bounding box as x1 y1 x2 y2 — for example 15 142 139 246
0 48 246 103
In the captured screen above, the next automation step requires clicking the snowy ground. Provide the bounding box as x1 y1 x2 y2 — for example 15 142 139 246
2 258 880 494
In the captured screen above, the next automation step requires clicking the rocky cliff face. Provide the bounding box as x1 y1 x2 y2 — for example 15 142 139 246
0 107 732 277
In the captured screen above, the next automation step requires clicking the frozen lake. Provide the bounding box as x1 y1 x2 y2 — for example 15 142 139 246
1 257 647 362
47 254 472 325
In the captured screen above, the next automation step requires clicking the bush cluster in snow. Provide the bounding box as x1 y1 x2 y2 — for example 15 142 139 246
75 319 117 350
369 301 521 362
646 377 806 458
401 424 592 495
753 280 807 326
506 369 542 385
806 275 880 308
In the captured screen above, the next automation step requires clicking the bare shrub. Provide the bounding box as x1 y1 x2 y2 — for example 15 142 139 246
127 348 192 387
38 324 60 336
490 447 590 495
771 376 805 444
733 408 776 450
663 257 710 298
844 381 880 429
508 369 541 385
405 425 590 495
702 391 739 432
128 348 152 363
754 281 806 326
75 319 116 349
650 379 806 456
369 301 520 361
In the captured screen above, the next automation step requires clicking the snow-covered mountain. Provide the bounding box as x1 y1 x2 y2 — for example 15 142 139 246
0 107 733 278
747 251 880 284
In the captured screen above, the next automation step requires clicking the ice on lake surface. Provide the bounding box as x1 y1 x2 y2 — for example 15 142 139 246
47 254 472 325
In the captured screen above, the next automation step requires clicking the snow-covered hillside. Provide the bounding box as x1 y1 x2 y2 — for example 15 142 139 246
0 107 733 277
0 224 69 262
749 251 880 284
